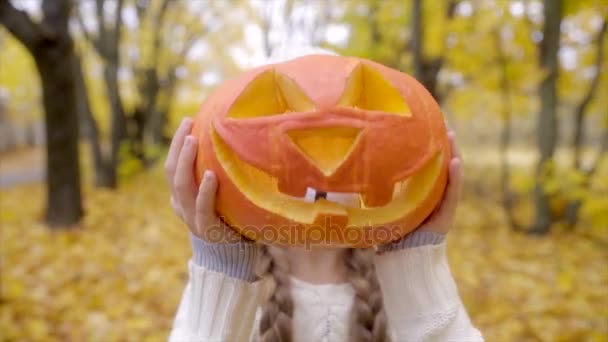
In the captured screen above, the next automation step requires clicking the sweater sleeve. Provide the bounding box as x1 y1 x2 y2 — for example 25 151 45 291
168 235 264 342
376 229 445 253
374 242 483 341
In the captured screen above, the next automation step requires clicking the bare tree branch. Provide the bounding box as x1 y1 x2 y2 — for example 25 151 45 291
565 114 608 228
150 0 171 68
93 0 108 57
81 0 122 63
572 17 607 169
75 5 102 52
135 0 149 18
260 2 273 57
587 111 608 177
564 17 607 228
162 29 201 92
0 0 42 49
111 0 124 57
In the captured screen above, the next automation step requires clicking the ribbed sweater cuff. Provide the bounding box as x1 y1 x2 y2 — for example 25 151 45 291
376 229 445 253
190 233 259 282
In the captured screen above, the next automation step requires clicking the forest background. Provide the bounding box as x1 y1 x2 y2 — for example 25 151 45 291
0 0 607 340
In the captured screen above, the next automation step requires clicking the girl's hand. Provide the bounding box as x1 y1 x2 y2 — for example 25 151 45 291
165 118 242 243
418 130 463 235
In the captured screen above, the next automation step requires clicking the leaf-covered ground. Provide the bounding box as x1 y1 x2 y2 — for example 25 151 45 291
1 166 607 341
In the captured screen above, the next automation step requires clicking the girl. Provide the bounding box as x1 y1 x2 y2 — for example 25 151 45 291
166 119 482 342
166 54 482 342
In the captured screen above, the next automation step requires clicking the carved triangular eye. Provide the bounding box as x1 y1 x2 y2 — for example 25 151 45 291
228 70 316 119
338 64 411 116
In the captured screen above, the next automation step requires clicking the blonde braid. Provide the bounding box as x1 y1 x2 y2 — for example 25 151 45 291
346 248 391 342
257 244 294 342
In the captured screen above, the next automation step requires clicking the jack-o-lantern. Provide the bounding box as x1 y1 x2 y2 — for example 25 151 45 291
192 55 450 248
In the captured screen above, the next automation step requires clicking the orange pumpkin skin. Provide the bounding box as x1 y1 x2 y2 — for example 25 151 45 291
191 55 450 248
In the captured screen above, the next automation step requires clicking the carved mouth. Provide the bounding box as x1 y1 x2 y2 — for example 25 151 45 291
211 126 443 226
289 179 411 208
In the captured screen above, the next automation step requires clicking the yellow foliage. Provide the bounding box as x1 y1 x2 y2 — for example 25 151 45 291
0 32 42 123
1 167 188 341
1 165 607 341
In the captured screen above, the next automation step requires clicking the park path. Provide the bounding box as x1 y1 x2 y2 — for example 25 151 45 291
0 147 45 189
0 168 44 189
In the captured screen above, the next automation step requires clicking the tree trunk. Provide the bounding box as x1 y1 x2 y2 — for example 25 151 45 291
130 106 147 162
410 0 455 103
531 0 562 235
494 28 523 231
74 56 114 187
103 62 127 188
31 4 83 226
150 72 176 147
129 67 159 165
1 0 84 226
36 55 83 226
411 0 427 88
143 68 160 147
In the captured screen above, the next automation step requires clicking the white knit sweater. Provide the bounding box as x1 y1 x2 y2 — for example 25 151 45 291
169 234 483 342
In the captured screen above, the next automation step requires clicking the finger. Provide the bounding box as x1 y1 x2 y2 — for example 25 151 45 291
174 135 198 218
165 118 193 190
170 196 183 219
436 157 463 217
447 130 462 161
195 170 219 229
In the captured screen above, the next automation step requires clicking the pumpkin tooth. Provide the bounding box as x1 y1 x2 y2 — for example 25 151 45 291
325 192 361 208
294 188 361 207
392 180 405 200
303 187 317 203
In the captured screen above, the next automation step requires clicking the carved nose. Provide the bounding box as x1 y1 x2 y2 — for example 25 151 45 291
286 127 361 176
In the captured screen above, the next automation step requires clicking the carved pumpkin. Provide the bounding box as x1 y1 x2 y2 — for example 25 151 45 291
192 55 450 247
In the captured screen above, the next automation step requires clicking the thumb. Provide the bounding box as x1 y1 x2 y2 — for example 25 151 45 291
194 170 220 231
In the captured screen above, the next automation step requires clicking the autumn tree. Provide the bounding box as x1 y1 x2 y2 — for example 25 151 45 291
564 16 607 227
335 1 411 70
128 0 214 166
255 0 294 58
76 0 221 180
451 1 606 232
335 0 458 103
0 0 83 226
76 0 127 188
492 25 521 231
529 0 562 234
410 0 457 102
252 0 336 59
